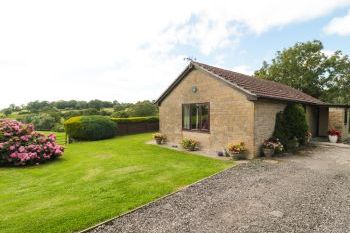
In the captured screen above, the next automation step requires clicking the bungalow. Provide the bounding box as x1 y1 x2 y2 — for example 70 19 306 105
155 61 350 158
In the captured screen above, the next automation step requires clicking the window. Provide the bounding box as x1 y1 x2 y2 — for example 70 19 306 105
345 108 349 125
182 103 210 132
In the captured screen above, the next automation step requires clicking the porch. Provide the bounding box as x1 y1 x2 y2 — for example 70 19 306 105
312 104 350 140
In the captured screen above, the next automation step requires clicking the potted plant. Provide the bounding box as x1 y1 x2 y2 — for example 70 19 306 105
181 138 199 151
262 138 284 158
328 129 341 143
303 131 312 144
153 133 166 145
226 142 246 160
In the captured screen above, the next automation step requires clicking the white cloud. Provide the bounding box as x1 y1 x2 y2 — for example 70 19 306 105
322 49 336 56
232 65 254 75
324 10 350 36
0 0 349 108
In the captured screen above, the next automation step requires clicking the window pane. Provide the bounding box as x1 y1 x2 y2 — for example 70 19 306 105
183 105 190 129
200 104 209 130
191 104 199 129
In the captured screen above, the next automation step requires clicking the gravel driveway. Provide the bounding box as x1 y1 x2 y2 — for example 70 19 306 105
88 144 350 233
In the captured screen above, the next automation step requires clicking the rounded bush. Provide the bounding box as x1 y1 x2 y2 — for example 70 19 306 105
64 115 116 141
0 119 64 166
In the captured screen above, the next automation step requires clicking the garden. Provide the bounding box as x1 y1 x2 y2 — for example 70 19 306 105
0 118 231 233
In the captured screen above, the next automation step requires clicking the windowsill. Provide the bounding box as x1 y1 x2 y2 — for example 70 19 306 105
182 129 210 134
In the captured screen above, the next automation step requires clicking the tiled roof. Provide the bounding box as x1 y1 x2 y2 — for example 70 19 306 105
192 61 324 105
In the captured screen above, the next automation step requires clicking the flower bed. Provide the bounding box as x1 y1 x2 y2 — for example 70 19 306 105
0 119 64 166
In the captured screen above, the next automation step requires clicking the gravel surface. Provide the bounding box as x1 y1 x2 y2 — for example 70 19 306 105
88 144 350 233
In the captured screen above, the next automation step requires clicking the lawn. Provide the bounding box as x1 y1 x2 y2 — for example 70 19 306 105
0 132 232 233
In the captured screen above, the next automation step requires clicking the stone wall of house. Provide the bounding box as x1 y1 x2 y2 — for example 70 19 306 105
253 99 286 156
329 107 349 140
159 68 256 158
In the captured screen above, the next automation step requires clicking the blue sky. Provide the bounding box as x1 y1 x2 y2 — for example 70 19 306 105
183 7 350 74
0 0 350 108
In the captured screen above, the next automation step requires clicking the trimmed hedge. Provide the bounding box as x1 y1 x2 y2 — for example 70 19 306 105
111 116 159 124
64 115 116 141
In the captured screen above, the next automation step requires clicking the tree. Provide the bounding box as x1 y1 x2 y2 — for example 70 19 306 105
87 99 104 110
128 100 158 117
322 51 350 103
255 40 350 104
27 100 51 112
2 108 12 116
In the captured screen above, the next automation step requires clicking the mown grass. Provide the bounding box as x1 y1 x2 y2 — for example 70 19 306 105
0 132 232 233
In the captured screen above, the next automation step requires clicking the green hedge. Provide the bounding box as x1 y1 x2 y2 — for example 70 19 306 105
64 115 116 141
111 116 159 124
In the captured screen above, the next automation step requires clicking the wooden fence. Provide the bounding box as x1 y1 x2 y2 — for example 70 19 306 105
116 121 159 135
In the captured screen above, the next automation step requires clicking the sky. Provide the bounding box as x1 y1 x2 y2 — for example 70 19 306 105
1 0 350 109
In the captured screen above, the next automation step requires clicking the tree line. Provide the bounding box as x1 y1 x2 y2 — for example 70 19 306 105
1 99 158 118
0 100 158 132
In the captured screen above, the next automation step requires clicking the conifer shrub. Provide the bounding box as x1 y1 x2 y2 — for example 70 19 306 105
273 103 309 147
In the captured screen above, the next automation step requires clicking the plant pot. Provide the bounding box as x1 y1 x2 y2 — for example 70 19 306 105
231 152 246 160
155 138 163 145
262 148 274 158
328 135 338 143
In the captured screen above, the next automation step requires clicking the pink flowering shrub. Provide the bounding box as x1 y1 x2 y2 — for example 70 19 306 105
0 119 64 166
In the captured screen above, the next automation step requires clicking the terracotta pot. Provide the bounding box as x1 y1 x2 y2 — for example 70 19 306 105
262 148 274 158
328 135 338 143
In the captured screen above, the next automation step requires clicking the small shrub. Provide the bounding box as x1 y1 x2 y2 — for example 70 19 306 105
52 123 65 132
226 142 246 154
22 113 57 131
302 131 312 145
181 138 199 151
0 119 64 166
153 133 166 144
226 142 247 160
64 115 116 141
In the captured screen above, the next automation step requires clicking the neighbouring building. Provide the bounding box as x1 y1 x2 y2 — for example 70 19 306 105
155 61 350 158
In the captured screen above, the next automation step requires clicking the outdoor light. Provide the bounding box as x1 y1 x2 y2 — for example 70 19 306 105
192 86 198 93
